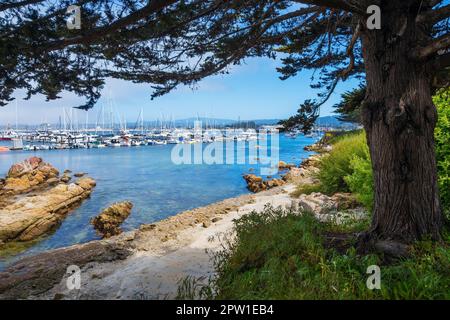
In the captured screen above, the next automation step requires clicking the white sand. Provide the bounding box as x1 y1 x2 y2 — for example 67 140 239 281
40 184 298 300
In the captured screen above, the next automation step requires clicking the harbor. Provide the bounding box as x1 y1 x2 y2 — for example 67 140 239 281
0 125 327 152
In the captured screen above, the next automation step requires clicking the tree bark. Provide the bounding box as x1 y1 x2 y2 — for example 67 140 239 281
360 2 444 243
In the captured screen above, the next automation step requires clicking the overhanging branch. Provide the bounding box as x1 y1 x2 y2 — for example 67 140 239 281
341 22 361 79
293 0 365 15
0 0 45 12
416 4 450 25
432 52 450 69
411 34 450 60
41 0 178 52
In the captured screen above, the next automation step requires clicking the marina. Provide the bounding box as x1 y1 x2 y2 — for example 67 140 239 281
0 126 269 151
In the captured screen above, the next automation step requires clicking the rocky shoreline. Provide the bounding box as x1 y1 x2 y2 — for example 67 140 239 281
0 150 367 299
0 157 96 245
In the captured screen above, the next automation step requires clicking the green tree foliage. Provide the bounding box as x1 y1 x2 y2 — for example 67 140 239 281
333 85 365 123
278 100 319 133
434 88 450 219
2 1 448 113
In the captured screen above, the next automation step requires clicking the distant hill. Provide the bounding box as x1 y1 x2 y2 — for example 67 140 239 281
153 116 351 128
315 116 344 126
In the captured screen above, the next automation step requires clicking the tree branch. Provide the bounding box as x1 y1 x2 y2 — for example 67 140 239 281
416 4 450 25
428 0 444 8
411 34 450 60
0 0 45 12
293 0 365 15
341 22 360 79
432 51 450 69
42 0 178 52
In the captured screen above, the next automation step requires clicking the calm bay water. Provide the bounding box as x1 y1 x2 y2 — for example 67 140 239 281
0 135 315 268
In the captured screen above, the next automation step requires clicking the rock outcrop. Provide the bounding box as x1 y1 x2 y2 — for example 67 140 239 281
297 192 359 215
278 161 295 171
0 157 59 196
296 192 366 224
243 174 285 193
0 177 96 243
0 158 96 244
91 201 133 238
0 240 132 299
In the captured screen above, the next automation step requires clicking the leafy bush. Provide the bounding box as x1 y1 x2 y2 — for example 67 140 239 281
344 147 374 212
196 206 450 300
315 131 370 195
434 89 450 220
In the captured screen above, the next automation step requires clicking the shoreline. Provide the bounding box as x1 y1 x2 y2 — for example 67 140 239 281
0 183 303 299
0 154 320 299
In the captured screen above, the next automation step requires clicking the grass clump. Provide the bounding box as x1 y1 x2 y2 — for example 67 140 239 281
195 206 450 300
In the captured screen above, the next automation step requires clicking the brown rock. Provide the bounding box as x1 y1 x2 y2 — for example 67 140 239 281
60 174 71 183
1 157 59 194
76 177 96 190
202 221 211 228
0 241 131 299
243 174 285 193
331 193 360 210
139 224 156 232
0 176 96 243
278 161 295 170
91 201 133 238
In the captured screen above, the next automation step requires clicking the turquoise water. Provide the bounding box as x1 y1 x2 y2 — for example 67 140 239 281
0 135 315 268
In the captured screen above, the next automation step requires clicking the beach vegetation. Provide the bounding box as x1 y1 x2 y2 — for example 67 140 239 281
178 206 450 300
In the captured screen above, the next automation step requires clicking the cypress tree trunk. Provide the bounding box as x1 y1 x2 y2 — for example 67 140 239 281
360 2 443 244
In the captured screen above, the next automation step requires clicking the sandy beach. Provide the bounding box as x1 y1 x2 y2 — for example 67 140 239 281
47 184 299 300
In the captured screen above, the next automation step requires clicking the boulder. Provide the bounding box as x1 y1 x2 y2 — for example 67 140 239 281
297 193 338 215
331 193 360 210
1 157 59 195
0 176 96 243
297 192 367 223
60 174 71 183
243 174 285 193
0 241 131 299
278 161 295 170
91 201 133 238
76 177 96 190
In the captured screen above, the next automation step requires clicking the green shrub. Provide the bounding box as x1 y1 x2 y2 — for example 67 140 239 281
344 147 374 212
199 206 450 300
316 131 369 195
434 89 450 220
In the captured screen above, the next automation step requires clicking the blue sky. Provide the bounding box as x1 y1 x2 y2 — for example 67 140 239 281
0 56 360 125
